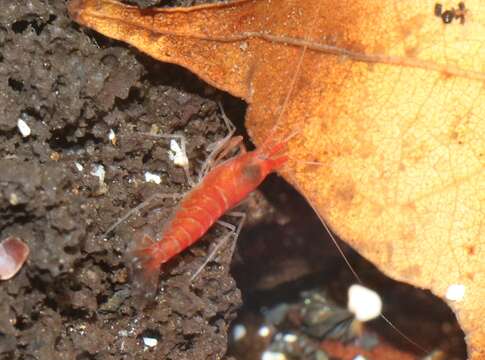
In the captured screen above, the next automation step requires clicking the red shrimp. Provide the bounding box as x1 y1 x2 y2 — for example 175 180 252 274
132 137 288 286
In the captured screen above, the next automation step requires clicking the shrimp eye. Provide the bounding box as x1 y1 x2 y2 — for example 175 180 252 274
241 163 262 182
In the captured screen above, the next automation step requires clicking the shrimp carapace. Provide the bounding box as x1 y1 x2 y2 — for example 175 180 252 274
130 136 289 289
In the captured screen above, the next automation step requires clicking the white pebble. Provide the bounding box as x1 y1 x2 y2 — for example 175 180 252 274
9 193 18 206
353 355 368 360
258 325 271 338
142 337 158 347
445 284 465 302
108 128 116 142
232 324 247 342
168 139 189 167
283 333 297 343
17 118 31 137
261 351 287 360
90 164 105 183
75 162 84 172
347 284 382 322
144 171 161 184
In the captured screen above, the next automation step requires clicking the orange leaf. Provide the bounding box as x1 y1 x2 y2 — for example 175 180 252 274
68 0 485 357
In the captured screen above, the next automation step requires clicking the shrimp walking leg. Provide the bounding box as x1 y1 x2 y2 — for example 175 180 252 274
190 211 246 281
198 103 239 179
100 192 182 239
224 211 247 258
213 136 246 165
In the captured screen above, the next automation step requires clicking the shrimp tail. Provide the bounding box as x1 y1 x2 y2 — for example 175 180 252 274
128 231 161 300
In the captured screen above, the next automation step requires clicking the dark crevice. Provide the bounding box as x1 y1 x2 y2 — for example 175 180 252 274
178 334 195 351
33 14 57 35
48 125 101 152
11 20 29 33
113 86 143 111
229 176 467 359
11 14 57 35
63 245 79 255
23 107 42 120
75 351 95 360
8 77 24 91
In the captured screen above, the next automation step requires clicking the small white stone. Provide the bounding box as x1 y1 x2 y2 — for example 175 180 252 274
17 118 31 137
168 139 189 167
261 351 287 360
445 284 465 302
75 162 84 172
283 333 297 343
90 164 105 183
232 324 247 342
142 337 158 347
108 128 116 142
9 193 18 206
353 355 368 360
347 284 382 322
258 325 271 338
144 171 161 184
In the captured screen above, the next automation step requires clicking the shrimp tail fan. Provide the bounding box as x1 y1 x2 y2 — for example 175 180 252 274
128 230 161 301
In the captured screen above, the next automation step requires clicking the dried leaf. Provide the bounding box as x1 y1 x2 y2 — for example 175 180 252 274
68 0 485 357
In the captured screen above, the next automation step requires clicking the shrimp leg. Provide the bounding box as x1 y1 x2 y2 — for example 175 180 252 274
100 192 182 239
223 211 247 258
190 211 246 281
198 103 238 179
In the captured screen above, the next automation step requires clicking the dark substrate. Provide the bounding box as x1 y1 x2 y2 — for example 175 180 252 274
0 1 467 359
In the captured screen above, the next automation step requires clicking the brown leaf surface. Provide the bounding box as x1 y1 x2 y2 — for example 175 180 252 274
68 0 485 357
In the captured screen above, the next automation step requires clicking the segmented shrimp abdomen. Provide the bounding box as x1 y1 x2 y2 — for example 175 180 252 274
158 183 232 255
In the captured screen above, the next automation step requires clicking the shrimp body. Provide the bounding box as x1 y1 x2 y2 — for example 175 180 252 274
135 139 288 277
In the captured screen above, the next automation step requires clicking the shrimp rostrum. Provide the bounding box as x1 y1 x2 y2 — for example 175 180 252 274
131 133 289 291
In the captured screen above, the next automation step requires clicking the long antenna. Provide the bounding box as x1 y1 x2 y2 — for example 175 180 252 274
315 203 428 353
273 4 428 355
268 5 321 138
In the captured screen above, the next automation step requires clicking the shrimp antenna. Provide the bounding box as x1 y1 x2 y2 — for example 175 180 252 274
271 5 428 354
304 191 429 354
267 5 321 139
281 127 303 143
